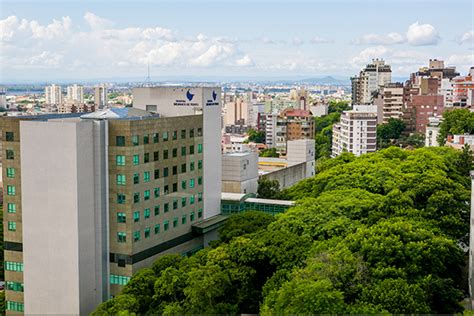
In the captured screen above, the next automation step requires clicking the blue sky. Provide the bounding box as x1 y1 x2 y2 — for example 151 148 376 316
1 0 473 82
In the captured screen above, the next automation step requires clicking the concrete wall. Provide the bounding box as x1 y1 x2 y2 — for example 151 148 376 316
262 162 307 189
20 120 107 315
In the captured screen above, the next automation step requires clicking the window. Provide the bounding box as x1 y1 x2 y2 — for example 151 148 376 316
133 211 140 222
198 160 203 169
144 171 150 182
189 179 195 188
181 163 187 173
198 193 203 202
8 221 16 231
7 203 16 213
5 132 14 141
144 190 150 201
164 150 169 159
197 128 203 136
154 188 160 198
173 217 178 227
189 145 195 155
173 166 178 175
117 194 126 204
6 149 14 160
164 185 169 195
116 155 125 166
181 146 186 156
132 135 139 146
110 274 130 286
144 208 150 219
181 129 186 139
181 180 187 190
117 212 126 223
164 203 169 213
198 176 203 186
133 154 139 165
116 174 126 185
143 134 149 144
181 197 186 207
145 227 151 238
154 224 160 234
7 185 15 196
117 232 126 243
154 205 160 216
154 151 159 161
190 195 195 205
173 183 178 192
173 199 178 210
172 148 177 158
6 281 23 292
5 261 23 272
154 169 160 179
6 301 24 312
163 131 169 141
6 167 15 178
198 144 203 153
153 133 159 143
116 136 125 146
144 153 150 163
172 131 177 140
164 167 169 177
190 211 195 221
198 209 203 218
133 173 139 184
182 215 187 225
164 220 169 231
133 231 140 242
190 162 195 171
189 128 194 137
134 192 140 203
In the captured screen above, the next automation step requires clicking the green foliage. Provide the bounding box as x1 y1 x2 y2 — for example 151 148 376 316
0 291 4 315
377 118 406 148
257 177 280 199
247 128 265 143
95 146 469 315
438 108 474 145
259 147 279 157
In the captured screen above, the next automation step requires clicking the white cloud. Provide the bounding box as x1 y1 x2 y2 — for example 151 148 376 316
29 16 72 40
0 16 20 41
28 51 64 67
235 55 254 66
446 54 474 70
350 46 429 71
460 30 474 44
310 36 333 44
350 46 390 65
352 32 404 45
292 37 304 46
84 12 113 30
406 22 440 46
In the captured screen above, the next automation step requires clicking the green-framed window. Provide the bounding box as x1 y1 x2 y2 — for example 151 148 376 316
198 208 203 218
181 129 186 139
173 166 178 175
143 134 149 144
189 128 194 137
198 176 203 185
133 173 139 184
7 185 15 196
198 192 203 202
6 301 24 312
154 188 160 198
190 162 195 171
116 155 126 166
7 203 16 213
116 136 125 146
133 154 140 165
173 217 178 228
164 167 169 177
190 145 195 154
6 281 23 292
181 180 187 190
144 171 150 182
181 146 186 156
5 261 23 272
164 220 169 231
190 195 195 205
117 194 126 204
144 153 150 163
133 211 140 222
6 149 14 160
6 167 15 178
110 274 130 285
8 221 16 231
172 131 177 140
116 174 126 185
117 212 126 223
197 128 203 136
144 208 150 219
154 151 159 161
133 231 140 242
182 215 187 225
181 197 186 207
164 150 169 159
189 179 195 188
172 148 177 158
133 192 140 203
153 133 159 143
181 163 186 173
198 160 203 169
173 199 178 210
190 211 195 221
132 135 139 146
5 131 14 141
154 169 160 179
198 144 203 153
163 131 169 141
154 224 160 234
117 232 126 243
164 203 169 213
154 205 160 216
144 190 150 201
164 185 169 195
144 227 151 238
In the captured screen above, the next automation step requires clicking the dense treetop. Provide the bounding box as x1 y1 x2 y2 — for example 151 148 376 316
94 146 471 314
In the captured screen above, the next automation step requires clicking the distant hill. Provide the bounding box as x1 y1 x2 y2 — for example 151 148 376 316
297 76 349 85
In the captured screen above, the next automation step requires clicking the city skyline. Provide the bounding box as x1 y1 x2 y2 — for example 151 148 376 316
1 0 473 82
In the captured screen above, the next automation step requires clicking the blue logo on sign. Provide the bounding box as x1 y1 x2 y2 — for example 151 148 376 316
212 90 217 101
186 89 194 101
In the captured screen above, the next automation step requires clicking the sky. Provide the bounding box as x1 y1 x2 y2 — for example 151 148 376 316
0 0 473 83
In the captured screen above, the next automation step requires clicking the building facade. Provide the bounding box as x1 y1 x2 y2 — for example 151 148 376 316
44 84 62 105
66 84 84 104
95 85 108 109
